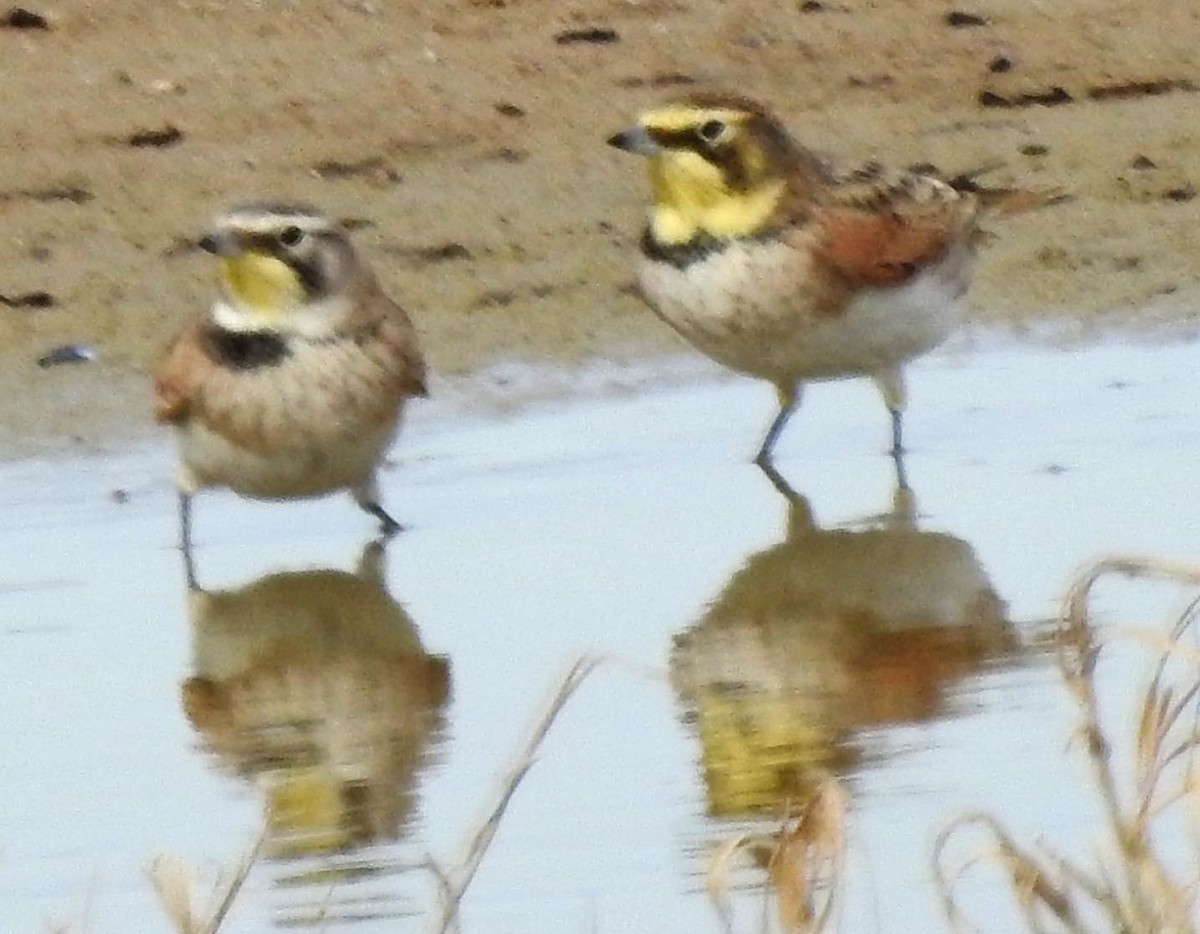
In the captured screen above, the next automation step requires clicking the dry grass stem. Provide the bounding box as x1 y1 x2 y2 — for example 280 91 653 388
934 813 1089 932
937 554 1200 933
146 830 264 934
706 777 846 933
424 653 609 934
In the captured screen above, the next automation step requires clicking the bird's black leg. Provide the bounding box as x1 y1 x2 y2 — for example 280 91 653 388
362 501 403 537
353 477 404 537
754 383 801 466
888 407 911 490
874 367 908 461
179 491 192 549
178 491 198 590
890 407 904 459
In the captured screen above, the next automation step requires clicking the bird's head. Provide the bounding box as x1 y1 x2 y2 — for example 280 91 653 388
201 203 361 336
608 94 812 245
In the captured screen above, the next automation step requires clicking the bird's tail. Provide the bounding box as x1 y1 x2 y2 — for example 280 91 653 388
947 162 1071 216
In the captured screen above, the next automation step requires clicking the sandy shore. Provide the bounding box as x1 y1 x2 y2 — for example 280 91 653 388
2 0 1199 454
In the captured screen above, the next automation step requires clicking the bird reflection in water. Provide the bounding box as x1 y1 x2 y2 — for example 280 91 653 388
671 465 1019 818
180 537 450 924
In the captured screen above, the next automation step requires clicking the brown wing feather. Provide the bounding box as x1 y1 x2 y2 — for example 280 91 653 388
816 209 958 287
812 168 977 288
382 305 428 399
352 284 429 401
153 318 211 425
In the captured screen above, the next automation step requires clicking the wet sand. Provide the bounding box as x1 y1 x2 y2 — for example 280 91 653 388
2 0 1200 454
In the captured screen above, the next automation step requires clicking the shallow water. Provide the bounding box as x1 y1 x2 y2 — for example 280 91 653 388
4 338 1200 932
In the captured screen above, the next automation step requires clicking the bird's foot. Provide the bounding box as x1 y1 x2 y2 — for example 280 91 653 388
363 502 404 537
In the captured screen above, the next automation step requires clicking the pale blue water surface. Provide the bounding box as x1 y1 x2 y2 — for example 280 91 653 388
2 337 1200 932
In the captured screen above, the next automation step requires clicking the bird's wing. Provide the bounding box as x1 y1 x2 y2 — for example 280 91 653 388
358 288 429 401
385 302 429 400
153 319 212 424
812 167 977 288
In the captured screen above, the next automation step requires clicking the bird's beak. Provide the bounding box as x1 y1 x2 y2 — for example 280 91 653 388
607 126 660 157
198 230 240 257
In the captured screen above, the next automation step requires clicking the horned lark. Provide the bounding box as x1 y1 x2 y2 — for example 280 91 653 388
155 202 427 546
609 93 1047 465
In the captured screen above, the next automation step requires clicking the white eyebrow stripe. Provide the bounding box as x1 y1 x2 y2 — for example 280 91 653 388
215 208 332 235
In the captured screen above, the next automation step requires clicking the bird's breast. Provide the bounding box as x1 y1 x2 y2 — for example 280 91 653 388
637 235 967 383
176 332 410 498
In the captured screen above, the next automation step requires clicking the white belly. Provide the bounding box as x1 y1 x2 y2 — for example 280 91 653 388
177 418 398 501
639 239 968 385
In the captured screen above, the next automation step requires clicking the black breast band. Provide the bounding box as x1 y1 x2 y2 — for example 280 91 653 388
639 228 726 270
202 326 290 370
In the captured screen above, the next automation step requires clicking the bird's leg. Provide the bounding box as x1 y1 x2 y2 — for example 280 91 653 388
353 478 403 537
362 501 402 536
873 367 908 457
753 383 802 466
890 409 904 459
178 491 198 590
178 490 192 549
873 368 911 490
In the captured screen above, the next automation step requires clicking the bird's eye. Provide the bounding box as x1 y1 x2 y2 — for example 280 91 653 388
697 119 727 143
279 225 305 247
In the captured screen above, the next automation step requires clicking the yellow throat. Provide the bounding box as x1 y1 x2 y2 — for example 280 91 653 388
219 251 304 317
647 151 785 245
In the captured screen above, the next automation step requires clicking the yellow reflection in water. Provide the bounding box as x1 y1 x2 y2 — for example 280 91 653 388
180 538 450 864
671 470 1017 818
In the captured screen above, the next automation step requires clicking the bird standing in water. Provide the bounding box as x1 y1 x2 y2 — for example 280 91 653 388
155 202 427 553
609 93 1051 467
